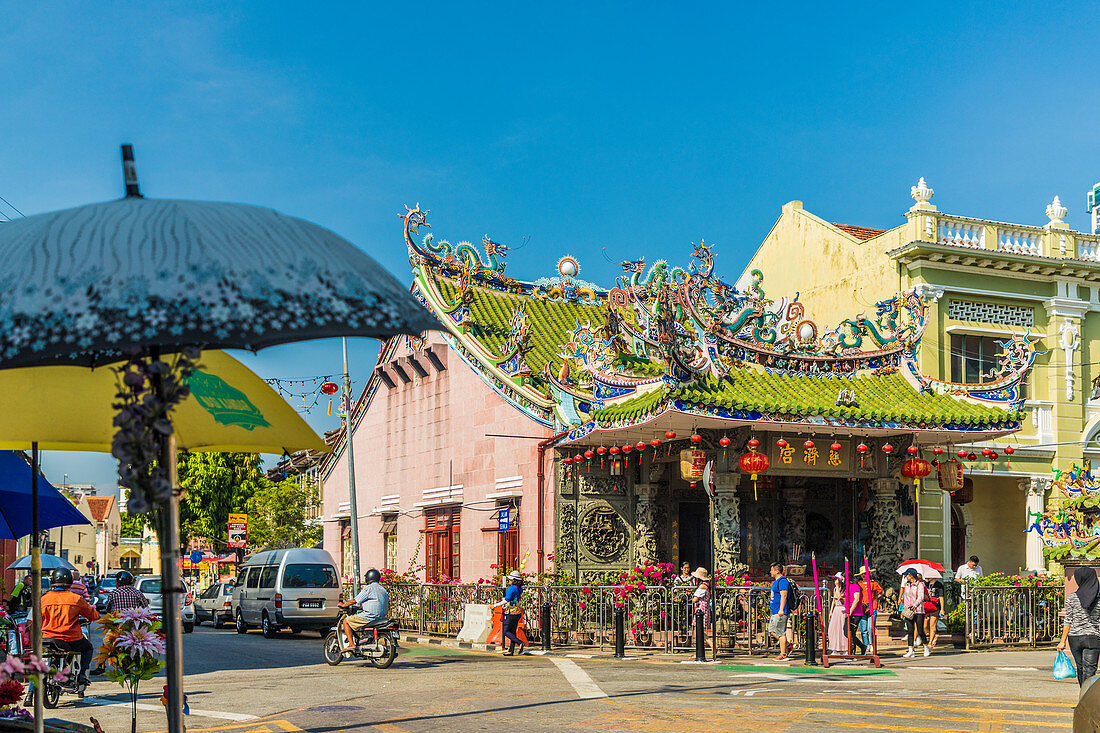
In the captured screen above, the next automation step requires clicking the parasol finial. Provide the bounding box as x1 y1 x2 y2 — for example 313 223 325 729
121 143 143 198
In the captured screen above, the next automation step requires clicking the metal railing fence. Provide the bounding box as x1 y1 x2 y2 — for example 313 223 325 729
964 584 1063 649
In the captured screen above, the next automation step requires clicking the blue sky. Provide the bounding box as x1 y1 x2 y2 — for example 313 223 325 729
2 2 1098 493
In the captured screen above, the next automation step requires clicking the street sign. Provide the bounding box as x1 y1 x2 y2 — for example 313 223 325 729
497 508 510 532
189 550 204 565
86 560 94 569
227 513 248 549
44 541 55 555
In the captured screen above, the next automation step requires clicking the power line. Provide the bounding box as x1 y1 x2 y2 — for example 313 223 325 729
0 194 25 218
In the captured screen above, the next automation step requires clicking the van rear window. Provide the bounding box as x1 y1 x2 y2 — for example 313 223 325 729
282 564 338 589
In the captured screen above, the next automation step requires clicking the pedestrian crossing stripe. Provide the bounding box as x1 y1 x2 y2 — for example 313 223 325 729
717 664 896 676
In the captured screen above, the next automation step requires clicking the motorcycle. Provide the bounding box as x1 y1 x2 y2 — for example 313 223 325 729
23 623 92 708
322 605 399 669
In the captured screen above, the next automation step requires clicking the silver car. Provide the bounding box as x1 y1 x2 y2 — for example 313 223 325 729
232 548 342 638
194 582 234 628
135 575 196 633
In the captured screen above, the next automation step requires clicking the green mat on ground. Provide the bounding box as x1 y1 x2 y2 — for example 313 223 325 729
717 664 896 676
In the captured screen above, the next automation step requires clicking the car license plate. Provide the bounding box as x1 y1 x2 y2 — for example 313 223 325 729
299 599 322 609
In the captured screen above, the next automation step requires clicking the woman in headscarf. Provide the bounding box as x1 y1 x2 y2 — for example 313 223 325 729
1057 567 1100 686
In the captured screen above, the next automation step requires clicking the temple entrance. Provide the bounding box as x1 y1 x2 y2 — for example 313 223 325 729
951 504 966 570
677 501 712 570
740 476 857 573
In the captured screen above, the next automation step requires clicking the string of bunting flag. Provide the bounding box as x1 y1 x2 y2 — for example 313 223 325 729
265 374 343 414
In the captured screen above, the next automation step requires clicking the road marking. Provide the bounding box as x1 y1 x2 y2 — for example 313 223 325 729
908 666 954 670
744 702 1071 730
372 724 413 733
718 664 896 677
565 653 594 658
82 696 258 722
729 687 782 696
729 672 797 681
996 666 1039 671
548 657 608 699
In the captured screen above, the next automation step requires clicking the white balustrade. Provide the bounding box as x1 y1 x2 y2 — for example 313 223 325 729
1079 237 1100 262
937 218 985 249
997 227 1043 256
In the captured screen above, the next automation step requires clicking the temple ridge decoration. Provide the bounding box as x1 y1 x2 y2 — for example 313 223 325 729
402 204 1035 436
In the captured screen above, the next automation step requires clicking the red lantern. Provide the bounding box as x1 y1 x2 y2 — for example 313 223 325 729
563 457 573 465
690 434 702 444
584 450 594 460
739 451 770 501
902 457 933 501
609 446 620 456
932 447 944 456
803 440 815 450
622 444 633 454
830 442 842 452
745 438 757 449
907 445 919 455
320 381 339 396
967 452 977 461
665 431 677 440
777 438 788 449
957 449 968 458
574 454 583 464
650 438 662 450
882 443 894 454
636 441 647 452
596 446 607 455
1004 446 1015 455
981 448 992 457
856 443 869 453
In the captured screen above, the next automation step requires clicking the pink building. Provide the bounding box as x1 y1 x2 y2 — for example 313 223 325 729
321 330 555 582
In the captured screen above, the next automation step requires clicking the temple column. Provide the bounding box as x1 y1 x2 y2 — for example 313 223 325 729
633 483 658 567
1023 477 1050 573
783 486 807 564
713 473 746 576
869 478 902 582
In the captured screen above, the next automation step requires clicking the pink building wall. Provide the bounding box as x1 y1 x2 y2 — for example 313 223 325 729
322 332 555 583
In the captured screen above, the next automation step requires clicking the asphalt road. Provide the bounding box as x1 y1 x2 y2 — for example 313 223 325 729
40 624 1081 733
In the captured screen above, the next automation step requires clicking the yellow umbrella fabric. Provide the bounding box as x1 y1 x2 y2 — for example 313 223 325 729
0 351 326 454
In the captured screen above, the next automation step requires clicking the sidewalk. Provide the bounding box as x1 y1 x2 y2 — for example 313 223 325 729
400 632 1059 670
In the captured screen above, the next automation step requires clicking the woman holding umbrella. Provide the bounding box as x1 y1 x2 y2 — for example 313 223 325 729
900 568 930 658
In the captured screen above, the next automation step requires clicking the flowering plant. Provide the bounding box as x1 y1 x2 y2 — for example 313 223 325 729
0 653 51 722
95 610 167 732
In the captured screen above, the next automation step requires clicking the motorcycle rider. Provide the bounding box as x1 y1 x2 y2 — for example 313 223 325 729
7 574 33 614
90 571 148 675
337 569 389 653
41 568 99 694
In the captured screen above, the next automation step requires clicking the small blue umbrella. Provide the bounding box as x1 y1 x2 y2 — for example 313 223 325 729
6 553 80 572
0 450 90 540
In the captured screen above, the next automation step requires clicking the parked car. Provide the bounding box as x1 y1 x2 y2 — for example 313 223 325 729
194 582 234 628
92 576 117 613
135 575 196 633
231 548 342 638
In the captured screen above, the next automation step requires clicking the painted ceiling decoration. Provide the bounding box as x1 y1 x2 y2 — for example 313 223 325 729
403 205 1036 440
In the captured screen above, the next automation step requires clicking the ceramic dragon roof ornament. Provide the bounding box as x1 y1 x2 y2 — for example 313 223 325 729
401 204 1037 432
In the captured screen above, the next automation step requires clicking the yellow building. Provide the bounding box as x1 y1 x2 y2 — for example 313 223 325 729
740 179 1100 574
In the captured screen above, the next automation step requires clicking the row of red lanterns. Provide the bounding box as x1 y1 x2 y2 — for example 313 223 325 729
560 431 710 469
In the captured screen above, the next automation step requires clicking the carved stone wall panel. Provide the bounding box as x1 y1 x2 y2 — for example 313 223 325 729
580 475 625 495
557 502 577 564
633 497 658 566
578 501 632 565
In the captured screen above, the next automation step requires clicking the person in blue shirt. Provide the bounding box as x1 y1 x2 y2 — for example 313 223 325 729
496 570 525 656
338 568 389 653
768 562 791 661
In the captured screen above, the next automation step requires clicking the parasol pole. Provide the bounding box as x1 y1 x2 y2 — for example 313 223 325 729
149 347 184 733
343 337 363 596
844 556 851 656
863 551 873 656
31 441 43 733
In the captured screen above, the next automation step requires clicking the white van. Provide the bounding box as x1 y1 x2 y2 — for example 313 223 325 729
231 548 342 638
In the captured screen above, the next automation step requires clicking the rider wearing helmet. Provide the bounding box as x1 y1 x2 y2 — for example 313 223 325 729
6 573 33 614
90 571 149 675
336 569 390 653
41 568 99 690
104 571 149 613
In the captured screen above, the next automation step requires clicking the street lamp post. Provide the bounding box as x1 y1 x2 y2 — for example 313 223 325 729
342 338 363 596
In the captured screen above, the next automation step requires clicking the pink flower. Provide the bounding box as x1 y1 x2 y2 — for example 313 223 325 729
53 667 69 684
117 628 166 657
119 607 158 624
1 656 25 676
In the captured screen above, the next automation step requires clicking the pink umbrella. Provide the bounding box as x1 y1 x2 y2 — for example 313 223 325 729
896 559 944 579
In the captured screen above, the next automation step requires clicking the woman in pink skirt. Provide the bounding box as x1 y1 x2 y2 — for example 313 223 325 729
827 573 848 654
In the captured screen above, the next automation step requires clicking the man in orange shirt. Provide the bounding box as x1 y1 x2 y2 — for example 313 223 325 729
42 568 100 691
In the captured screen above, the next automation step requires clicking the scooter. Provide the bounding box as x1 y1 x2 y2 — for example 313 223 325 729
22 627 91 708
322 605 399 669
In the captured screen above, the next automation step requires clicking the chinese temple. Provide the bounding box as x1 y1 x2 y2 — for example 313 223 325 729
319 206 1038 583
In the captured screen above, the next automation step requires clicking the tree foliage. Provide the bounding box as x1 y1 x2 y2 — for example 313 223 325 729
245 479 322 551
120 512 146 538
177 452 267 551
